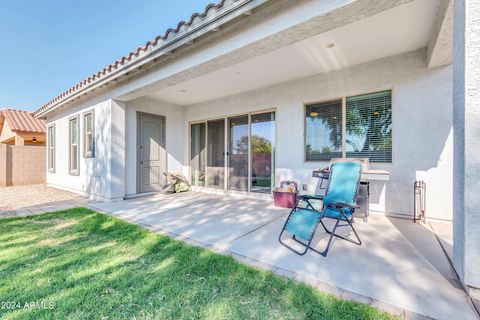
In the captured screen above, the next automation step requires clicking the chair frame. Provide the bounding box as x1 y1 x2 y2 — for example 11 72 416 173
278 200 323 255
279 162 362 256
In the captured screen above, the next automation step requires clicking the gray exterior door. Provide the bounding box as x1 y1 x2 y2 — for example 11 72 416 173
138 113 166 193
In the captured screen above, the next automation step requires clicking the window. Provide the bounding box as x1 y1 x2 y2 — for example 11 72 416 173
305 100 343 161
69 115 80 175
83 110 95 158
346 91 392 163
305 90 392 163
47 125 55 172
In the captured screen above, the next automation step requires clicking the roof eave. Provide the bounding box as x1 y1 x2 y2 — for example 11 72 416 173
34 0 269 119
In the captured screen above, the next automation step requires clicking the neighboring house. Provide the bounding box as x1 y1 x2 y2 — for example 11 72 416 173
0 108 46 186
0 109 46 145
33 0 479 297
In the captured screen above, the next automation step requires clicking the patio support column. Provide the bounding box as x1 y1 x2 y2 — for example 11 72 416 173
452 0 480 300
109 99 126 200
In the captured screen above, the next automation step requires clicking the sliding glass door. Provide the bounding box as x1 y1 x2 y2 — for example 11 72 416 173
207 119 225 189
228 115 249 191
190 123 206 187
251 112 275 193
190 111 275 193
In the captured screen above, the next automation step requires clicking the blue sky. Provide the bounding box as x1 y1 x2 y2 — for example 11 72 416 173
0 0 214 111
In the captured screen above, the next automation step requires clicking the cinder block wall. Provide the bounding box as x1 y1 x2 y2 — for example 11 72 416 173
0 145 46 187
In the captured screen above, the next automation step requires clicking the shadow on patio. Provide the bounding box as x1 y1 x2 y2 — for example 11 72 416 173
89 191 478 320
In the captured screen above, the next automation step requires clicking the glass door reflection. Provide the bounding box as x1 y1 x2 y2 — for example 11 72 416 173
251 112 275 193
228 115 249 191
207 119 225 189
190 123 206 187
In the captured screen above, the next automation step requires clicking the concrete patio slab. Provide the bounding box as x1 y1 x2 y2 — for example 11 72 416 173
229 216 473 319
0 199 90 218
429 221 454 263
90 192 286 248
89 191 478 320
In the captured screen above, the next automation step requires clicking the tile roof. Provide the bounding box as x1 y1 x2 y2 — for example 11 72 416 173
1 109 46 133
34 0 235 118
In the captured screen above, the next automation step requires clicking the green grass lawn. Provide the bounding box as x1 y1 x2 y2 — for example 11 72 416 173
0 208 395 319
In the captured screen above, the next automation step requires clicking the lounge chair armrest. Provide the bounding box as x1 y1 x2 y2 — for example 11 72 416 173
325 202 359 209
300 195 324 200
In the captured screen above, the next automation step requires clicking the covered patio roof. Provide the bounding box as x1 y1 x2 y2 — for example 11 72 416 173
118 0 452 107
143 0 444 106
35 0 453 117
89 192 478 319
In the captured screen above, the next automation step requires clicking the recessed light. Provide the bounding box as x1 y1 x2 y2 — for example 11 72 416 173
326 43 335 49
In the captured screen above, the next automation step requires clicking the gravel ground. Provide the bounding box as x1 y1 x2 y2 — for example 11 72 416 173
0 184 83 212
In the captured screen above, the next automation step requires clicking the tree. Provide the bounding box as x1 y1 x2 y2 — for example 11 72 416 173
345 102 392 153
308 95 392 157
251 135 272 154
233 135 272 154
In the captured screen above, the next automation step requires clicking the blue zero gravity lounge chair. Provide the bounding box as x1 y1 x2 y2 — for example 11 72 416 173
279 161 362 256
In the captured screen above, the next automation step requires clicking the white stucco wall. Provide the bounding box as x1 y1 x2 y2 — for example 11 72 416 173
184 50 453 220
46 98 125 201
45 95 184 200
44 50 453 221
124 97 185 196
453 0 480 294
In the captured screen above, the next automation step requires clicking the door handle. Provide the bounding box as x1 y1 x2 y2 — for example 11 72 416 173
140 161 144 164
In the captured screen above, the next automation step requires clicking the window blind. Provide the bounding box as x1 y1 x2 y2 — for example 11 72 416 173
305 100 343 161
345 90 392 163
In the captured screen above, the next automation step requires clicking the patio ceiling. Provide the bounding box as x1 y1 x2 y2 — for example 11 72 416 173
145 0 441 106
